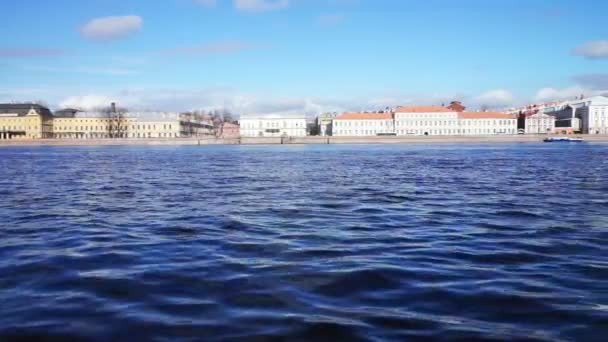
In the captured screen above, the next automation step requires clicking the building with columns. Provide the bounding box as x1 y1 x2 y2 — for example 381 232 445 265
525 112 556 134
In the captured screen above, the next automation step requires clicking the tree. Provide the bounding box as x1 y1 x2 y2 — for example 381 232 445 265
100 102 128 138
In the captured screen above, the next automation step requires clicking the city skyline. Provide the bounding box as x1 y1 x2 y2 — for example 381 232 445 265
1 0 607 115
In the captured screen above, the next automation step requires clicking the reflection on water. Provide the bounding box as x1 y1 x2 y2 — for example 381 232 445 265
0 144 607 341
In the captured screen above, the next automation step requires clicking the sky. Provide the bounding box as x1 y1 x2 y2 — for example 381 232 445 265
1 0 607 115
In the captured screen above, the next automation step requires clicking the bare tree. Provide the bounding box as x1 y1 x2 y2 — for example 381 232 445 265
101 102 128 138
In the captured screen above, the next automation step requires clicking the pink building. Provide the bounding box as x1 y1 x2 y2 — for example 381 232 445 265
217 122 240 138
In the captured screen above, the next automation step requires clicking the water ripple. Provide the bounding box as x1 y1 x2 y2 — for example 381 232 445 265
0 144 607 341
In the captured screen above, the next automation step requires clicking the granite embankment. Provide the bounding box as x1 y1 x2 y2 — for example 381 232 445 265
1 135 607 147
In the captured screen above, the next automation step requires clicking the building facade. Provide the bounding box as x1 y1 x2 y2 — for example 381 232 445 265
394 106 459 135
333 112 394 136
457 112 517 135
52 110 213 139
239 117 307 137
525 112 555 134
0 103 53 140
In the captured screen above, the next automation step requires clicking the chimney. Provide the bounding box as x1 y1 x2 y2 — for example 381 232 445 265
111 102 117 113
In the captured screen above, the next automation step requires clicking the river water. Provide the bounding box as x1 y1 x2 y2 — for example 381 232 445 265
0 144 606 341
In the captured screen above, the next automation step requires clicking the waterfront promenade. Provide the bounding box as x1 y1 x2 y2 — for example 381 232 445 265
0 135 607 147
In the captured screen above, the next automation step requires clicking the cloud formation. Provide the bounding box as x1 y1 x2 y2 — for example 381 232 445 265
234 0 289 12
573 73 608 90
59 95 120 110
161 40 262 55
0 48 64 58
473 89 515 107
572 40 608 59
80 15 143 42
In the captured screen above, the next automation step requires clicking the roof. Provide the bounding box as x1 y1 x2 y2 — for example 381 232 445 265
458 112 515 119
0 103 52 117
54 108 80 118
395 106 454 113
222 122 240 128
335 112 393 120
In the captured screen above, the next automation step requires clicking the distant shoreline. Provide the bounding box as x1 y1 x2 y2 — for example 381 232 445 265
1 135 607 147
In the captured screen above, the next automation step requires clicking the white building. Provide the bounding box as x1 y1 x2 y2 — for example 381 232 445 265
457 112 518 135
332 112 394 136
525 112 555 134
394 106 459 136
566 95 608 134
239 116 307 137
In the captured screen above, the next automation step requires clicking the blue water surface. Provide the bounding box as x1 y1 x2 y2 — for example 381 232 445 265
0 143 607 341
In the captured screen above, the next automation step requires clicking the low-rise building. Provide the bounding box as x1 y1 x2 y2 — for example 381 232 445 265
333 112 394 136
0 103 53 140
394 106 459 135
53 110 134 139
239 116 307 137
52 109 213 139
458 112 517 135
525 112 555 134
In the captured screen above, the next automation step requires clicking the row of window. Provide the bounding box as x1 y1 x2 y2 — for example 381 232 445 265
334 121 392 127
335 128 516 135
54 124 175 131
54 132 180 139
241 122 304 129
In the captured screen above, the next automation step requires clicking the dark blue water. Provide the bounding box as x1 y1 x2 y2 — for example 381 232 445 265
0 144 607 341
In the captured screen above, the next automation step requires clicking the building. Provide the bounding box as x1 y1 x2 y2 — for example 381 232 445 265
557 95 608 135
394 106 459 136
53 109 134 139
52 109 213 139
216 122 240 138
0 103 54 140
525 112 555 134
332 112 394 136
317 112 338 136
457 112 517 135
239 117 307 137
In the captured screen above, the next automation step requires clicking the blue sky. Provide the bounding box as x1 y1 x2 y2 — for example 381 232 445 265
1 0 607 114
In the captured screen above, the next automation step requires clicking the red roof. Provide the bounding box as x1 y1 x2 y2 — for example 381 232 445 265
395 106 454 113
335 112 393 120
458 112 515 119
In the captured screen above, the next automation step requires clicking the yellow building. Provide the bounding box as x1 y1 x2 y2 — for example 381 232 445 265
53 109 134 139
0 103 53 140
51 110 214 139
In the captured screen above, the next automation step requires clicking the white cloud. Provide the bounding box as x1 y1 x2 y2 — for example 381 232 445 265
532 85 608 102
234 0 289 12
473 89 515 107
80 15 143 42
59 95 119 110
572 40 608 59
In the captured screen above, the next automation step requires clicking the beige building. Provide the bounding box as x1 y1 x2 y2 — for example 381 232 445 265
53 109 134 139
0 103 54 140
52 110 214 139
